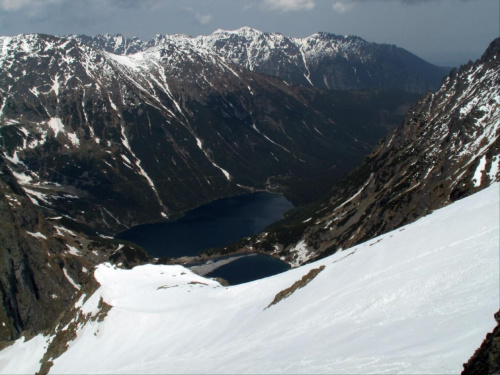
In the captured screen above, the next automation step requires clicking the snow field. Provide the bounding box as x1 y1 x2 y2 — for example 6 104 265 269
1 183 499 374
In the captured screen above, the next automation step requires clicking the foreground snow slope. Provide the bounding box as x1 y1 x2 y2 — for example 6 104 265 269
2 184 499 374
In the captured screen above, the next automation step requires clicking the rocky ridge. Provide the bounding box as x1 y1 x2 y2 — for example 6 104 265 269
73 27 449 93
462 310 500 375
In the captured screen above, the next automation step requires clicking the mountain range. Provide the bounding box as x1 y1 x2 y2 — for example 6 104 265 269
0 28 433 341
74 27 450 93
0 31 422 236
0 28 498 371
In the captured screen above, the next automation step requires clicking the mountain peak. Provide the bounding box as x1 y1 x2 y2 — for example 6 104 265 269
213 26 264 37
481 37 500 63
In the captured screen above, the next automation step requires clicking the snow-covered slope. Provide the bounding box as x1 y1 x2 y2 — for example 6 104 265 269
3 183 498 374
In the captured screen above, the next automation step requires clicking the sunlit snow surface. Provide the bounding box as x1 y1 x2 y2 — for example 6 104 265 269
2 184 499 374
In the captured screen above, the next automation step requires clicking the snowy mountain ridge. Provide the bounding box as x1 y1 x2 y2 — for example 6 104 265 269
72 27 449 92
2 182 498 374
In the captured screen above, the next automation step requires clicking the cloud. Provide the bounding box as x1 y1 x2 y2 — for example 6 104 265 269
332 1 356 13
0 0 61 11
103 0 139 9
195 12 212 26
243 3 256 11
0 0 164 13
184 7 212 26
1 0 28 11
262 0 316 12
330 0 476 13
353 0 476 4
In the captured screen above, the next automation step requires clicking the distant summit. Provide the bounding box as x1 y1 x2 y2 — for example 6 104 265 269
72 27 450 93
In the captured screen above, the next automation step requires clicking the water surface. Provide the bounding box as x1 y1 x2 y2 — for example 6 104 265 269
116 192 293 258
205 254 291 285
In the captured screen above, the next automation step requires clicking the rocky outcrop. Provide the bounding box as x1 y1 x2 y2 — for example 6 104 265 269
462 310 500 375
266 265 325 309
0 157 75 341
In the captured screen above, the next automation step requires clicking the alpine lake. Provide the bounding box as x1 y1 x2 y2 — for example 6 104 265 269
116 192 293 285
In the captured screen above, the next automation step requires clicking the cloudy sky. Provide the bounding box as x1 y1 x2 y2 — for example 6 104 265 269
0 0 497 67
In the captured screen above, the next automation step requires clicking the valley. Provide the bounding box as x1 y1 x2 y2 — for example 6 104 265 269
0 32 422 235
0 25 498 374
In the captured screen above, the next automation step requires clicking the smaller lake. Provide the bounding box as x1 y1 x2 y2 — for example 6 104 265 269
116 192 294 258
204 254 291 285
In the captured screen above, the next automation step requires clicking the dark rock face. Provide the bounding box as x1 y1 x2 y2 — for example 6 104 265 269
0 157 73 340
462 310 500 375
0 155 146 341
227 38 500 266
0 33 418 235
74 28 449 93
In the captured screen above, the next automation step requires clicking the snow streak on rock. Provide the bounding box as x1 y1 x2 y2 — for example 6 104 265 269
119 125 168 216
195 137 231 181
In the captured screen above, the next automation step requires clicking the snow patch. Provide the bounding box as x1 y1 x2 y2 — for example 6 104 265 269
26 231 47 240
0 335 48 374
54 225 77 237
106 52 145 71
67 132 80 146
336 174 373 209
66 245 80 256
63 268 80 290
23 188 50 205
289 240 312 267
10 169 33 185
473 155 487 187
489 155 499 181
47 117 65 137
195 137 231 181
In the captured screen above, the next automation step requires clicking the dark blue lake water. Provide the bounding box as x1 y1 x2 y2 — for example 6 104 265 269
205 254 291 285
116 192 293 281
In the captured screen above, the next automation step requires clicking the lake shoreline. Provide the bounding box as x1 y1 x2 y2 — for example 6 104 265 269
116 192 293 258
165 247 290 269
116 191 294 284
